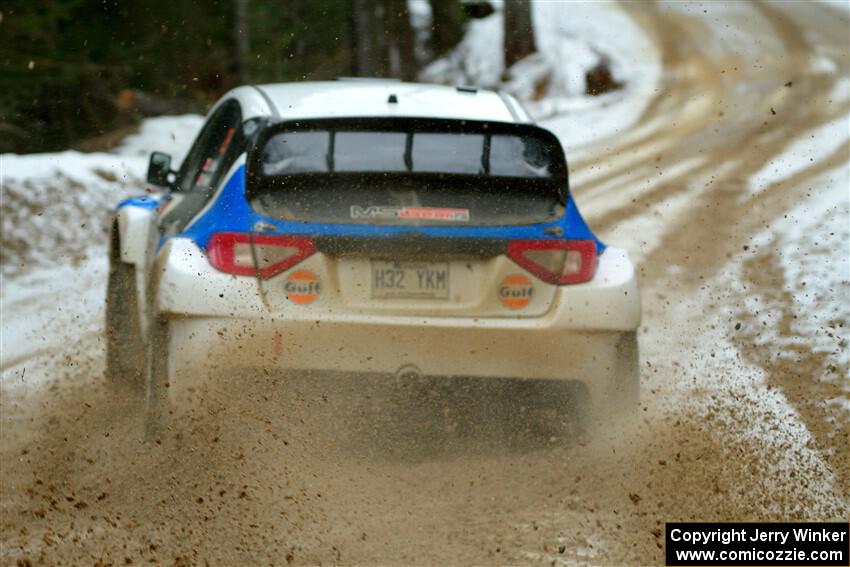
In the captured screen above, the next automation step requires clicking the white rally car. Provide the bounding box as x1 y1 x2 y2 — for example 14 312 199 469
106 80 640 430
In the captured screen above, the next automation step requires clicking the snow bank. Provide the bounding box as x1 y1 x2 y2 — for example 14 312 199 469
420 1 662 149
419 9 504 90
749 115 850 196
114 114 205 165
0 115 203 278
0 151 144 276
0 256 107 375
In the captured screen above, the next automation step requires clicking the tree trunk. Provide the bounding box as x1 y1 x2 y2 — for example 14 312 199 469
429 0 466 59
351 0 416 78
385 0 416 79
504 0 536 68
234 0 250 83
352 0 378 76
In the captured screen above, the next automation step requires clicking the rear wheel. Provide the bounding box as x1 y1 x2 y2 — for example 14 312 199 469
105 251 146 399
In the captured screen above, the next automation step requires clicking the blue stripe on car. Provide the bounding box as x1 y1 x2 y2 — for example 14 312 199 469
117 195 160 210
121 165 605 253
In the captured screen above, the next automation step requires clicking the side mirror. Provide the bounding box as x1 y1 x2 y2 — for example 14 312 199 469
147 151 173 187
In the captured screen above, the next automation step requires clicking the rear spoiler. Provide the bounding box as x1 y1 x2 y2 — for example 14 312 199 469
245 117 570 203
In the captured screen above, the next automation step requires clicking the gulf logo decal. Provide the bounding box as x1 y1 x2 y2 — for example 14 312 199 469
285 271 321 305
498 274 534 310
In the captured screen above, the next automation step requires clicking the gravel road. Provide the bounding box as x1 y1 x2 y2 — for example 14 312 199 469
1 1 847 565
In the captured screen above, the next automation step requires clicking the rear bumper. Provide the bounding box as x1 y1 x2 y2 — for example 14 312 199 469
167 316 638 407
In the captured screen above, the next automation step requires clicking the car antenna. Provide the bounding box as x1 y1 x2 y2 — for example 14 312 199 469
387 93 398 104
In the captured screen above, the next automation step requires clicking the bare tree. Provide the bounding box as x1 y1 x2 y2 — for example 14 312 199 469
504 0 536 68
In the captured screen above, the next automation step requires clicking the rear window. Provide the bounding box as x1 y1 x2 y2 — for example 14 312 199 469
250 121 567 226
412 133 485 174
336 132 407 172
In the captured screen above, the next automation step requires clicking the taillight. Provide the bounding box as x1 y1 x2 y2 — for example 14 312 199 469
207 232 316 279
506 239 597 285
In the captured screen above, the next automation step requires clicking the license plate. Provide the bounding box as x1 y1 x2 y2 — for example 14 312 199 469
371 260 449 299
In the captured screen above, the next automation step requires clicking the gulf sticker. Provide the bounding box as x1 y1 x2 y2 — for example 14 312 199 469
285 270 321 305
498 274 534 310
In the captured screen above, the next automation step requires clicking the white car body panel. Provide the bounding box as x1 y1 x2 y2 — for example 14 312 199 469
117 203 158 266
214 81 530 123
207 85 274 123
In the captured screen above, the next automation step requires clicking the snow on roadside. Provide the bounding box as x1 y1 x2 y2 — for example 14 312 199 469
418 9 504 92
657 286 849 513
741 163 850 399
815 0 850 15
531 1 661 149
114 114 204 164
420 1 662 150
0 151 144 277
0 115 202 278
0 257 107 386
748 114 850 196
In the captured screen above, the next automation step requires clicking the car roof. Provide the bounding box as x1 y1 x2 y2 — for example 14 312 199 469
220 80 530 124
